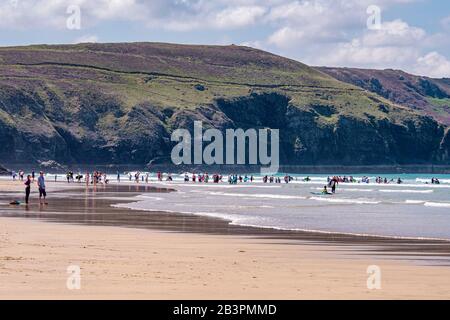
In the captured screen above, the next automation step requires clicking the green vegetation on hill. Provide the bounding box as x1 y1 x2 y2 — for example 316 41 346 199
318 66 450 126
0 42 449 166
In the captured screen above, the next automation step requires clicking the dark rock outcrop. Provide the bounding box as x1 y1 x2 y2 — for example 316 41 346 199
0 164 9 174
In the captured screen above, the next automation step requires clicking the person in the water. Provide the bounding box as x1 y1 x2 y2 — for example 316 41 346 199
328 177 338 193
321 186 331 195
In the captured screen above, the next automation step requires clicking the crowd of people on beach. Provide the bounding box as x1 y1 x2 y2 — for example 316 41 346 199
8 167 446 206
55 171 110 185
325 175 405 184
130 171 173 183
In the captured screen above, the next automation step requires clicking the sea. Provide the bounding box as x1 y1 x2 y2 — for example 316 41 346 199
2 172 450 240
110 173 450 241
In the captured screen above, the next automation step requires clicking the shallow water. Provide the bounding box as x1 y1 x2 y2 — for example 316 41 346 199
108 173 450 240
2 173 450 240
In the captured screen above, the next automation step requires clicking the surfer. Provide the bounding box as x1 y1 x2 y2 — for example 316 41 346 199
431 178 440 184
75 174 83 183
321 186 331 195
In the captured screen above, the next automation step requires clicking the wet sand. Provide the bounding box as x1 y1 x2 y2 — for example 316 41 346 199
1 180 450 299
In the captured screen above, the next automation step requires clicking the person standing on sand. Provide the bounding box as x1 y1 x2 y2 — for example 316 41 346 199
37 171 47 204
117 171 120 182
24 175 31 204
31 171 35 182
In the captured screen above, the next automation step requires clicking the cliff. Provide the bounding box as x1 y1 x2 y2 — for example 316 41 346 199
0 42 448 167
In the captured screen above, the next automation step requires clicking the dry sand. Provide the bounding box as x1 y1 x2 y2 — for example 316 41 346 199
0 178 83 193
1 217 450 299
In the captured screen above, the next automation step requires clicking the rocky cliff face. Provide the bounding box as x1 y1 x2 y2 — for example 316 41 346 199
0 43 448 167
213 92 446 165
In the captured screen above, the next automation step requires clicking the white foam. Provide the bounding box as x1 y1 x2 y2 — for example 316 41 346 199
416 178 450 184
113 201 450 242
379 189 434 194
309 196 380 204
405 200 426 204
136 195 164 201
424 202 450 208
340 188 374 192
157 182 281 189
204 191 307 200
313 187 373 192
230 222 450 241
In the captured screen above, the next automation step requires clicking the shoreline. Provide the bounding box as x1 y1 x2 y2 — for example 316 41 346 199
2 163 450 174
1 181 450 264
1 181 450 299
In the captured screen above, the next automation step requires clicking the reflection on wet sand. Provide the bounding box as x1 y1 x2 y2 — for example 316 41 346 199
1 184 450 266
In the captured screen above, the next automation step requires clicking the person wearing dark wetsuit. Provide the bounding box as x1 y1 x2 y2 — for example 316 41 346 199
24 175 31 204
329 177 338 194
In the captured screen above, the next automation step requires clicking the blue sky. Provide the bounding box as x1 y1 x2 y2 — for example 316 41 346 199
0 0 449 77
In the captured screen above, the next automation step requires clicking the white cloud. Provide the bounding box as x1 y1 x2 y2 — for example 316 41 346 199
414 52 450 78
215 6 266 29
74 34 98 43
0 0 448 78
268 27 305 48
361 20 426 47
163 4 267 31
259 1 449 78
309 20 425 66
293 18 450 78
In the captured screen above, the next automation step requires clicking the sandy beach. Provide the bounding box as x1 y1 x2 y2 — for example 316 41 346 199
1 179 450 299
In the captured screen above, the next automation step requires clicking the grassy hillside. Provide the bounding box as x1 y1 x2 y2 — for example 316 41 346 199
318 67 450 126
0 42 448 166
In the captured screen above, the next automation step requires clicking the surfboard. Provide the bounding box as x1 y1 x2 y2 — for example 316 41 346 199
310 192 332 196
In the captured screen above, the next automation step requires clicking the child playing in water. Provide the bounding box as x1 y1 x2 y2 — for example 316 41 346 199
322 186 331 195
